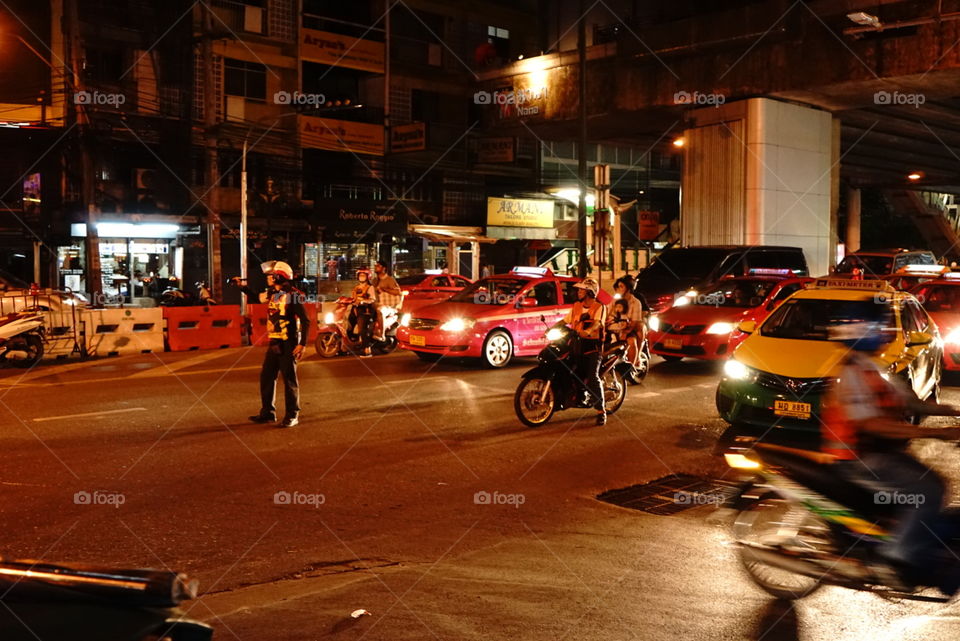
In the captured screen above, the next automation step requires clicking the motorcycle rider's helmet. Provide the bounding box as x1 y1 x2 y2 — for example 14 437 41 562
827 319 888 352
261 261 293 281
357 268 371 281
573 277 600 297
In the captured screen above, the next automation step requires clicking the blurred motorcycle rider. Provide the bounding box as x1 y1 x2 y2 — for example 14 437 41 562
248 261 310 428
372 260 402 342
351 268 377 356
558 277 607 426
822 318 960 590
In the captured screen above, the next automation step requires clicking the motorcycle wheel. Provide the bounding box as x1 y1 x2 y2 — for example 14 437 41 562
514 376 556 427
733 491 827 600
602 369 627 414
373 336 398 355
5 335 44 369
315 332 341 358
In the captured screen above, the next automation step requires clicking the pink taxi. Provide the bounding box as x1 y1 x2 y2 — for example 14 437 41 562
397 267 580 367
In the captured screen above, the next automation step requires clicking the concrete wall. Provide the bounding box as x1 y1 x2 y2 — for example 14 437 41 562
681 98 836 276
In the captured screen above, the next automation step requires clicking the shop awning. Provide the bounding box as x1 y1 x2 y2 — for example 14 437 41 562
408 225 498 244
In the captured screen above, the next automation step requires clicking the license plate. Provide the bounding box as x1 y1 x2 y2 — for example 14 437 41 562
410 334 426 346
664 338 683 350
774 400 811 419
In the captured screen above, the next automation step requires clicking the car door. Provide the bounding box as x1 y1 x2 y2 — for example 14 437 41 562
759 280 806 321
514 280 565 355
903 298 937 398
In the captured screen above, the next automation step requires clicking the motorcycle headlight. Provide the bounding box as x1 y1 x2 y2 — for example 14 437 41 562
706 322 735 335
439 317 475 332
400 313 411 328
545 327 566 341
323 312 335 324
723 358 756 381
648 315 660 332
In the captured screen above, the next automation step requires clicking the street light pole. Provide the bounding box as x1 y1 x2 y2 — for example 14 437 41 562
577 0 589 279
240 138 248 317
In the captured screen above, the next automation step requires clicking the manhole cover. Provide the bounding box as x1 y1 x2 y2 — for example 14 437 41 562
597 474 740 515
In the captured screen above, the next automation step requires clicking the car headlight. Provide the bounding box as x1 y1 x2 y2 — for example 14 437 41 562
323 312 335 324
648 315 660 332
439 317 475 332
545 327 566 341
400 313 411 328
672 295 691 307
946 328 960 344
723 359 756 381
706 322 735 335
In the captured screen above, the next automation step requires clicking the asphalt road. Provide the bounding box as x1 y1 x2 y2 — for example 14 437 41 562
2 348 960 640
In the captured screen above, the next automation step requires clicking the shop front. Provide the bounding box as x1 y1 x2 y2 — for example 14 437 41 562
312 200 407 283
60 221 201 304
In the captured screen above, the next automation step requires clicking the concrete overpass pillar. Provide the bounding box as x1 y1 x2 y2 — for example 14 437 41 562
681 97 837 276
845 186 861 254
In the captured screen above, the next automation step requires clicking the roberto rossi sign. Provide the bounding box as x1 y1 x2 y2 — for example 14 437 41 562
299 116 384 156
317 201 406 241
486 197 554 228
300 28 385 74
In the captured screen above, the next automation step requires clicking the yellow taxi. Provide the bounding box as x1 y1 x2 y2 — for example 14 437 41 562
716 278 942 432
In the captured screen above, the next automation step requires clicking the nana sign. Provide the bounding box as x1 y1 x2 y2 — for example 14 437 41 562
487 197 554 228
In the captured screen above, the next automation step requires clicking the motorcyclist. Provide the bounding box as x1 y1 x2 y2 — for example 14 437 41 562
557 277 607 426
821 318 960 590
350 268 377 356
246 261 310 428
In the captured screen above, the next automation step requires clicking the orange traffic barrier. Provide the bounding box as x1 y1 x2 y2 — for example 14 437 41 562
164 306 243 351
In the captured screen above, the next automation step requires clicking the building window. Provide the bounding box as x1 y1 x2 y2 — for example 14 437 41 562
487 26 509 39
224 58 266 101
84 48 124 85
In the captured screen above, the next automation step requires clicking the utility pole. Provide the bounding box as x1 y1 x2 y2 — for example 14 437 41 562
202 4 222 300
65 0 102 305
577 0 589 279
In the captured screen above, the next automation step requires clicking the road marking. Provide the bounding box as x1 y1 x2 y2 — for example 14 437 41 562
660 387 690 393
635 391 661 398
33 407 148 423
128 351 232 378
698 383 715 388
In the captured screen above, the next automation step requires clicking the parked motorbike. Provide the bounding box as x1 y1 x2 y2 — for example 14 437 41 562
315 297 399 358
514 321 628 427
721 430 960 601
0 558 212 640
0 309 44 367
160 280 217 307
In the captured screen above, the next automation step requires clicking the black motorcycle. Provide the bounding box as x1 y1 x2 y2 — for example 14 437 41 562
514 323 628 427
0 559 212 640
720 426 960 601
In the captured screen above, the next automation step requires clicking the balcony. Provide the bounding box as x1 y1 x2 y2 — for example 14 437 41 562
210 0 266 36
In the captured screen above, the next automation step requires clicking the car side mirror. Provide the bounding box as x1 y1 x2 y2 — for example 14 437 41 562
738 320 757 334
519 298 537 308
907 330 933 347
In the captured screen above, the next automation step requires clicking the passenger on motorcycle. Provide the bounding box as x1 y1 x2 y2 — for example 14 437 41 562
372 260 402 341
557 277 607 426
350 268 377 356
608 276 645 373
822 318 960 589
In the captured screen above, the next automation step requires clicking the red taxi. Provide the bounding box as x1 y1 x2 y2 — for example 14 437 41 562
396 272 473 314
911 273 960 371
397 267 580 368
648 270 811 362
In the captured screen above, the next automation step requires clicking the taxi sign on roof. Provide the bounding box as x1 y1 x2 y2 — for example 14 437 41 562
748 268 794 276
511 266 552 277
811 278 893 292
897 264 948 274
942 272 960 280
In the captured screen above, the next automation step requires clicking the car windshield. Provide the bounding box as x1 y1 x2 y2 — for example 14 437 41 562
636 248 730 284
913 285 960 312
397 275 428 286
449 277 527 304
695 279 776 307
761 298 895 341
836 254 893 276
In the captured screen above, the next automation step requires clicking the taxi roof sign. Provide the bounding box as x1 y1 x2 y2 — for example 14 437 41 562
747 268 794 276
942 271 960 280
896 264 948 274
511 266 552 277
810 278 894 292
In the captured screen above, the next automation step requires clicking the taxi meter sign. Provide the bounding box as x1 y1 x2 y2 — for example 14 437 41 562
811 279 892 291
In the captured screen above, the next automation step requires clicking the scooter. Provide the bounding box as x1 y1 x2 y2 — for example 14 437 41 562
721 427 960 601
514 321 628 427
0 558 212 640
0 309 44 367
160 281 216 307
315 297 399 358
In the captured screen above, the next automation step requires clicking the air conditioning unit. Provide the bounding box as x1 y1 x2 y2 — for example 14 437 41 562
244 6 264 34
226 95 245 122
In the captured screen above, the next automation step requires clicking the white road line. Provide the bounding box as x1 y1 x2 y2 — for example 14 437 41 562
635 392 661 398
128 351 231 378
660 387 690 393
33 407 148 423
698 383 716 388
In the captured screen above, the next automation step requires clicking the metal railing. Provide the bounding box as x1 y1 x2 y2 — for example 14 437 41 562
0 289 86 359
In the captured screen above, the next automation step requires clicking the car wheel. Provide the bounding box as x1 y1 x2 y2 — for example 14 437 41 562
482 330 513 368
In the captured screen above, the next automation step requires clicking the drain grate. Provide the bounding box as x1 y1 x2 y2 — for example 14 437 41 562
597 474 741 515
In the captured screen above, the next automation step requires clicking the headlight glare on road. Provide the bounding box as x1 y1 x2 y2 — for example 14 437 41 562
648 315 660 332
323 312 335 324
440 317 475 332
400 313 411 327
706 322 735 335
545 327 566 341
723 359 753 380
